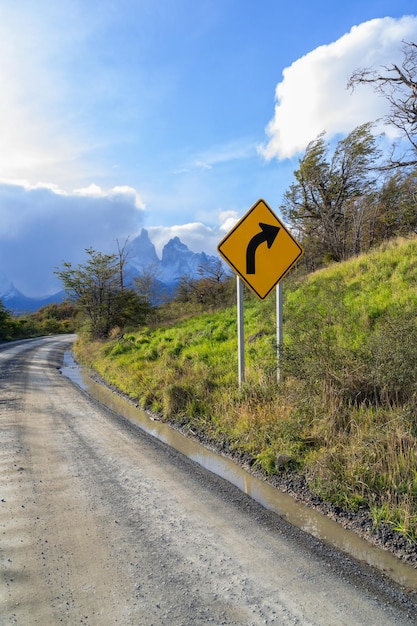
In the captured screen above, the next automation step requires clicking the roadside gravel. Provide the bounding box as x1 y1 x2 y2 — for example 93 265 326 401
0 336 416 625
83 349 417 570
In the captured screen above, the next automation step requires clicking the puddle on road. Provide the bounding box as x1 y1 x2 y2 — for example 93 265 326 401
61 351 417 590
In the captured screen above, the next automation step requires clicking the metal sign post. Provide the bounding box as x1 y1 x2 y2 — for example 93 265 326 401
276 282 283 382
237 276 245 386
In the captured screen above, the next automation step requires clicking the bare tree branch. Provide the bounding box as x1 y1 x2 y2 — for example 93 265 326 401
348 41 417 168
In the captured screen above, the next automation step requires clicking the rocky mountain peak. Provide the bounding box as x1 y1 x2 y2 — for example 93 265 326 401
127 229 159 269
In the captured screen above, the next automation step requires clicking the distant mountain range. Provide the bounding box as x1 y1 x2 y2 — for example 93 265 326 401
125 229 216 291
0 283 67 315
1 229 219 313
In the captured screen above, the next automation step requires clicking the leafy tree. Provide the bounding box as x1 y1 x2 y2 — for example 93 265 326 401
34 301 78 321
194 258 233 306
197 258 228 283
348 41 417 168
133 262 165 306
281 123 381 265
0 299 13 340
173 275 195 304
373 169 417 241
173 270 234 309
55 248 149 338
29 302 79 335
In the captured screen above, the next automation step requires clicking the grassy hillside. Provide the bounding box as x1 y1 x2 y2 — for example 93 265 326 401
75 236 417 541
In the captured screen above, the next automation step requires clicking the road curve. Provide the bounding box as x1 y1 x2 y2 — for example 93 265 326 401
0 335 415 625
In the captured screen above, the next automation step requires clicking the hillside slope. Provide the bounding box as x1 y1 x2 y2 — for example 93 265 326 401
75 236 417 554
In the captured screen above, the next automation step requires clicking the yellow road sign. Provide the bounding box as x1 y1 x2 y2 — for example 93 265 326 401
217 199 304 300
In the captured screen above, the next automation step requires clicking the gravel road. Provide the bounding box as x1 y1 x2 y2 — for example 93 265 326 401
0 335 416 625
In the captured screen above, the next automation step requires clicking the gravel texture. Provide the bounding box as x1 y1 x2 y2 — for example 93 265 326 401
0 335 416 625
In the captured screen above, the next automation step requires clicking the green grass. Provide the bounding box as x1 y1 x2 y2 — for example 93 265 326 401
75 235 417 541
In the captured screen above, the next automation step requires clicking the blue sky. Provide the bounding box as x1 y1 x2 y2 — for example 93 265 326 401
0 0 417 296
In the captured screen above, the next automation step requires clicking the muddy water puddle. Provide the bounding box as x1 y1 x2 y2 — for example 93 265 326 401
61 351 417 590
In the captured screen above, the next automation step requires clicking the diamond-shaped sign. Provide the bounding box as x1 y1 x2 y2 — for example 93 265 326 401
217 199 304 300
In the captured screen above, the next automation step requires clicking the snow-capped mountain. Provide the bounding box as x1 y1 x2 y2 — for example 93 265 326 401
0 276 17 301
126 228 160 271
126 229 218 289
0 230 220 312
1 285 66 314
160 236 213 285
0 271 66 313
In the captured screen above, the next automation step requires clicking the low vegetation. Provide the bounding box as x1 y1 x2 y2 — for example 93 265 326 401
74 236 417 542
0 301 78 340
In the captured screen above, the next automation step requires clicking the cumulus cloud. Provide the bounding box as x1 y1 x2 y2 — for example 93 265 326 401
261 15 417 160
74 184 146 209
218 210 239 233
147 223 222 258
0 183 145 296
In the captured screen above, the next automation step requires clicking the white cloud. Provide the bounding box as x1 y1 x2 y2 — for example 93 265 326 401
261 15 417 160
0 182 145 296
74 184 146 209
174 139 257 174
146 205 247 258
218 210 239 233
147 223 223 258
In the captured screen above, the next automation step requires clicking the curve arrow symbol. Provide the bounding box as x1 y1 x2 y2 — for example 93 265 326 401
246 222 280 274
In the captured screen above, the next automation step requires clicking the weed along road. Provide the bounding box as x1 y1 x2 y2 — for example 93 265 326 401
0 336 415 625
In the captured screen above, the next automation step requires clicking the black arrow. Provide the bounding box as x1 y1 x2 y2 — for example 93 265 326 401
246 223 280 274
